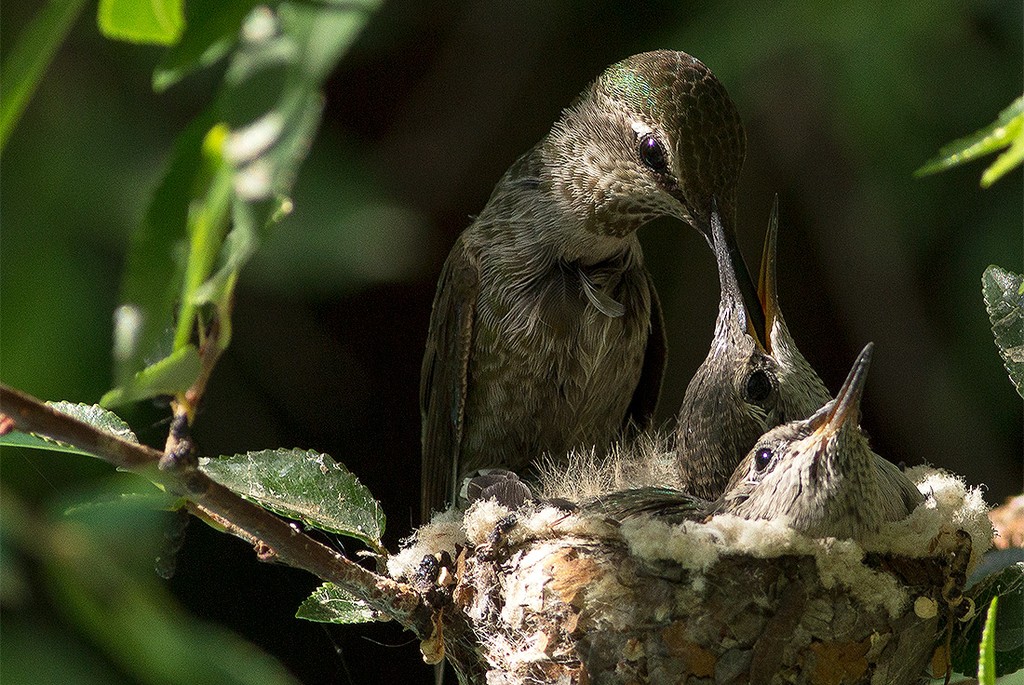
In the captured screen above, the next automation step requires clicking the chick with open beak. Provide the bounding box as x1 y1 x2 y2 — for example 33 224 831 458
674 199 830 499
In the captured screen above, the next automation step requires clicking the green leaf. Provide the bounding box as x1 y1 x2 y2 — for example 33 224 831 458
0 0 89 153
952 561 1024 677
48 401 140 443
97 0 185 45
277 0 382 85
199 448 386 549
153 0 259 92
0 401 138 458
101 344 203 408
172 125 235 352
981 124 1024 188
978 596 998 685
192 200 261 308
113 121 230 379
115 113 213 385
63 491 177 518
172 0 378 350
114 1 381 395
982 265 1024 399
916 96 1024 184
295 582 382 624
1 619 127 685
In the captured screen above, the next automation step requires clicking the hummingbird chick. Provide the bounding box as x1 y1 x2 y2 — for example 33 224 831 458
715 344 924 540
421 51 749 521
675 200 831 500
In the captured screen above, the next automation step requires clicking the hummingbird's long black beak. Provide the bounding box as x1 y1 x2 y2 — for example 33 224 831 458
709 199 768 349
817 343 873 438
756 196 783 354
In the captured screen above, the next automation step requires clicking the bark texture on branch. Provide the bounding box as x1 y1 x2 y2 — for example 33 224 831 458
394 468 991 685
0 385 433 637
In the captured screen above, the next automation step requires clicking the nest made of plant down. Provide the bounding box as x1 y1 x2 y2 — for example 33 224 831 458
391 464 992 685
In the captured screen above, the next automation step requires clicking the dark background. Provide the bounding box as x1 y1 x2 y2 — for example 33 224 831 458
2 1 1022 683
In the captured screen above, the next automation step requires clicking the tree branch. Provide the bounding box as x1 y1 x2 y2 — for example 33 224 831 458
0 383 432 637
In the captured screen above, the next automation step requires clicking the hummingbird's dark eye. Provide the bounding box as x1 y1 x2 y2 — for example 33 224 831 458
638 133 668 173
744 369 774 404
754 447 773 472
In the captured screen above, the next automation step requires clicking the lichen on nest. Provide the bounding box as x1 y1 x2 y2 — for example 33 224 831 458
391 464 990 684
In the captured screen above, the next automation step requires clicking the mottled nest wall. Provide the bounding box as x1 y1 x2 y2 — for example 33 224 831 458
391 468 991 685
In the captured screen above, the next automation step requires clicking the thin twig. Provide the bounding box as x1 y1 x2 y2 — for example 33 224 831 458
0 383 432 637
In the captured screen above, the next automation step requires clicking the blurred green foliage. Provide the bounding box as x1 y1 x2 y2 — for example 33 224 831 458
107 0 382 405
3 0 390 682
0 0 88 149
97 0 185 45
1 484 301 685
1 0 1021 683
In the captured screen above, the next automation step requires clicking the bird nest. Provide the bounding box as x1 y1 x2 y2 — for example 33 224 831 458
390 467 991 685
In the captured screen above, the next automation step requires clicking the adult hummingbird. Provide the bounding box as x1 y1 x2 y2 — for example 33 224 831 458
674 200 831 500
420 51 750 521
716 343 924 539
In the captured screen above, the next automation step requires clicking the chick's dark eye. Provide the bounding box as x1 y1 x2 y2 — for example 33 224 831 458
744 369 774 404
754 447 773 472
638 133 668 172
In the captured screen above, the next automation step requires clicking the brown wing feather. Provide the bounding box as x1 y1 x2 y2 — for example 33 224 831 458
420 236 479 522
625 272 667 429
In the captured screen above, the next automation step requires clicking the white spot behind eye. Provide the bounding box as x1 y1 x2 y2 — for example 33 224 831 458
630 120 653 137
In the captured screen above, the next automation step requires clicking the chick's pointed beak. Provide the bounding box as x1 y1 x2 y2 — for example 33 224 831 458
813 343 874 441
709 198 768 350
757 196 783 354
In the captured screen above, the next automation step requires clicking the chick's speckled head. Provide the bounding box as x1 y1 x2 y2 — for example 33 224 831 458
718 344 909 540
674 204 787 500
546 50 746 237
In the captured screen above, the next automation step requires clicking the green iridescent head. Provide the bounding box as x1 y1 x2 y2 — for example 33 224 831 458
546 50 746 239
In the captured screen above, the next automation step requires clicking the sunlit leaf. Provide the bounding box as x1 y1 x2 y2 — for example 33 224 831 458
172 125 234 351
153 0 259 92
981 126 1024 188
978 597 998 685
199 448 385 549
97 0 185 45
0 401 138 457
982 265 1024 399
0 0 89 152
916 96 1024 185
192 200 261 309
175 1 377 353
101 344 203 408
51 401 140 443
295 582 383 624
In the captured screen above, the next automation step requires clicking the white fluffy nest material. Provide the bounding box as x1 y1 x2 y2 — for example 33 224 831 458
389 464 992 618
